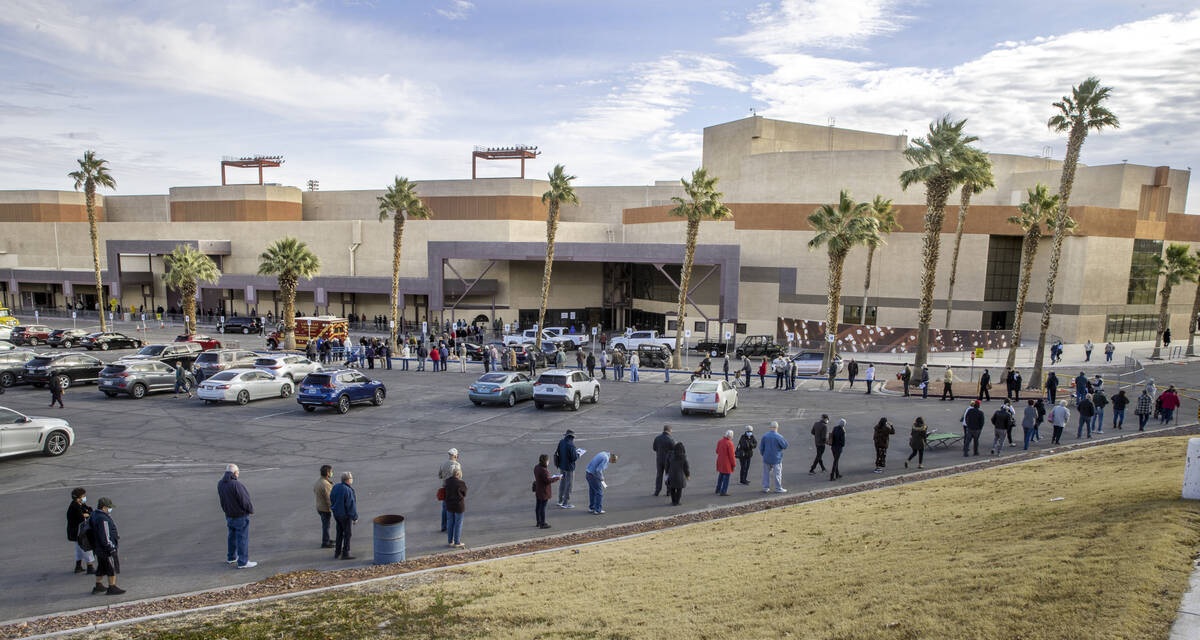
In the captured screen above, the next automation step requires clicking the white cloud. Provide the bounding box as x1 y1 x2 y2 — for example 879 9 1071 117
436 0 475 20
722 0 908 55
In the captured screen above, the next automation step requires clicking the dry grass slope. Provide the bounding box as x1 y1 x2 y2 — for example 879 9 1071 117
99 437 1200 640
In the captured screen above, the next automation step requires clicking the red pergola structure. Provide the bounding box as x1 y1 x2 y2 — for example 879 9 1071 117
221 155 284 185
471 145 540 179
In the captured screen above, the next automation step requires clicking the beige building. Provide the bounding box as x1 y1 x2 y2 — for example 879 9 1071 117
0 116 1193 348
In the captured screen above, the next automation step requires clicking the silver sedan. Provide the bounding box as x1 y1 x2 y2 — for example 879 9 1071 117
0 406 74 457
197 368 294 405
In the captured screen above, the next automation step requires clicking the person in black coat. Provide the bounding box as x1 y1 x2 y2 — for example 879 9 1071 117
978 369 991 402
67 487 94 574
847 360 859 389
665 442 690 506
49 374 65 408
89 497 124 595
735 426 757 484
963 401 986 456
1045 371 1059 405
652 426 674 496
829 419 847 481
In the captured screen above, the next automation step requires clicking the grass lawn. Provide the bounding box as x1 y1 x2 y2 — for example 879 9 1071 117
98 437 1200 640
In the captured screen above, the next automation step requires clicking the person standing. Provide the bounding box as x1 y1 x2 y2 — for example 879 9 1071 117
1135 388 1153 431
1160 386 1181 424
533 454 561 529
1049 400 1070 444
872 418 895 472
49 372 65 408
652 426 675 497
722 353 729 383
314 465 334 549
599 349 609 379
715 431 736 496
555 347 566 369
575 348 584 371
1021 400 1039 450
759 421 788 493
555 430 579 508
173 362 193 399
1092 388 1108 434
585 451 618 514
978 369 991 402
438 449 462 532
827 357 839 391
585 351 596 378
901 364 912 397
218 464 256 569
1033 397 1046 441
809 415 829 475
67 487 95 574
507 346 517 373
443 469 467 548
1004 368 1015 400
847 359 859 389
920 364 930 399
365 343 375 370
382 341 392 370
905 417 928 469
1045 371 1059 405
429 343 440 371
758 357 768 388
1011 369 1022 401
1104 341 1115 362
864 364 876 395
1076 394 1095 438
1074 371 1088 406
941 367 955 401
772 355 785 390
788 358 798 391
1111 389 1128 430
829 419 846 481
735 426 757 485
665 442 690 506
1084 339 1094 362
629 351 640 383
329 472 358 560
963 401 985 456
740 354 752 387
88 497 124 595
990 405 1013 455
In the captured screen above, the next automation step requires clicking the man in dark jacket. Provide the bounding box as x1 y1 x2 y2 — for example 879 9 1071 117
1046 371 1059 404
218 464 256 569
963 401 985 456
735 426 757 484
901 364 912 397
89 497 124 595
1004 368 1015 400
1074 371 1088 405
990 406 1014 455
978 369 991 402
920 365 930 399
652 426 675 497
555 430 580 508
809 415 829 474
1076 394 1096 439
329 472 358 560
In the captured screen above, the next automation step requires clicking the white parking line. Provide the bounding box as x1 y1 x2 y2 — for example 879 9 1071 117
251 409 296 421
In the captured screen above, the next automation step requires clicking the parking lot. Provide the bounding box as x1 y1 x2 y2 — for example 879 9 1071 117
0 324 1193 621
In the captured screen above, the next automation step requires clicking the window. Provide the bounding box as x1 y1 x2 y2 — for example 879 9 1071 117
842 305 878 325
735 323 747 334
694 321 705 331
1127 239 1163 304
983 236 1023 302
1105 314 1158 342
667 320 677 331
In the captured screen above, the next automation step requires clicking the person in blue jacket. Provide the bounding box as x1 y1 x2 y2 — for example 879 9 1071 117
329 471 358 560
759 421 789 493
555 430 580 509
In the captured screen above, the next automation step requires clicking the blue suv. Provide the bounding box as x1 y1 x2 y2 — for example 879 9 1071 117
296 369 386 414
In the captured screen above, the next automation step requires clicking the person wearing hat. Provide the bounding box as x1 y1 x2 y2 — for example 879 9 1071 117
89 497 124 595
735 426 757 485
439 449 462 532
67 487 94 574
809 415 829 475
555 430 580 508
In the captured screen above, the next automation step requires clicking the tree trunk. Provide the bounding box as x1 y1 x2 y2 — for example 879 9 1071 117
280 274 298 351
85 180 108 332
860 245 875 326
1152 284 1172 359
672 218 700 369
389 216 404 349
1187 282 1200 357
915 174 952 369
535 202 561 351
182 280 197 334
1006 229 1041 368
823 248 848 370
943 187 972 328
1030 125 1086 389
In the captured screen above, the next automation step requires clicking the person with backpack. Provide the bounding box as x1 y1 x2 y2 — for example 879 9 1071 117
87 497 124 595
715 430 736 496
735 426 757 485
67 487 95 574
533 454 561 528
555 430 579 509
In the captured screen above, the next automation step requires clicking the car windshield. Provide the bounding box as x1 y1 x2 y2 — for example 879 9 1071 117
0 407 25 423
477 373 508 383
137 345 167 356
689 382 719 393
26 357 53 366
208 371 238 381
304 374 332 386
195 353 220 364
254 359 279 366
538 375 567 385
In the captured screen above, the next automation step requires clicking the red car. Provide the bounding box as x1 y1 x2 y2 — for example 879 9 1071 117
11 325 52 346
175 334 223 350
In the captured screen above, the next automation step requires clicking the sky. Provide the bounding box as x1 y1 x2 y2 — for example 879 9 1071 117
0 0 1198 211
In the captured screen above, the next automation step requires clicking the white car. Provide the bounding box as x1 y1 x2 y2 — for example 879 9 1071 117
197 368 294 405
533 369 600 411
0 406 74 457
681 379 739 416
254 355 322 382
0 340 16 352
791 351 825 376
0 326 12 341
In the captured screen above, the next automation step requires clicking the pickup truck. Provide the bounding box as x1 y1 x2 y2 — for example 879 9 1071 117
542 326 588 348
609 330 677 353
502 329 581 350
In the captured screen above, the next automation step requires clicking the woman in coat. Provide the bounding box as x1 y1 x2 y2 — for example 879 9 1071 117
533 454 560 529
665 441 690 506
67 487 94 574
829 419 846 481
905 417 928 469
1033 398 1046 441
872 418 895 473
757 357 769 388
715 431 736 496
443 469 467 548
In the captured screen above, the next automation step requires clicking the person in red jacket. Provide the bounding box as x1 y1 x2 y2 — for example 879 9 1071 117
532 454 561 529
1159 386 1181 424
715 430 737 496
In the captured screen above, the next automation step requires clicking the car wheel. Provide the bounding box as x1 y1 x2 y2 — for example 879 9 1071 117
280 384 293 398
103 391 118 398
336 395 351 414
242 327 250 334
204 399 214 405
570 394 581 411
506 393 516 408
237 390 250 405
43 430 70 457
131 383 147 399
372 389 384 406
56 375 71 390
0 372 13 387
681 408 689 416
29 338 38 346
62 340 72 348
719 402 728 418
303 405 316 412
100 342 110 351
590 387 599 404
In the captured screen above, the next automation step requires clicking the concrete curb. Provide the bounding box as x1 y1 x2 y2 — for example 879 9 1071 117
1170 558 1200 640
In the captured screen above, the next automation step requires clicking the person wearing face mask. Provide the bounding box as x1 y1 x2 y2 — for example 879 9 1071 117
88 497 124 595
329 472 358 560
67 487 94 575
217 463 256 569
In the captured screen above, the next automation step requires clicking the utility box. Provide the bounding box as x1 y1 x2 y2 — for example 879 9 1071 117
1183 439 1200 500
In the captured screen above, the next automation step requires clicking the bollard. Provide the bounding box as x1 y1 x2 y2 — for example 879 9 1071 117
373 514 406 565
1184 439 1200 500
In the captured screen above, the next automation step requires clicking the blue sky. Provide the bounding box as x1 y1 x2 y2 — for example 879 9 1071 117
1 0 1197 211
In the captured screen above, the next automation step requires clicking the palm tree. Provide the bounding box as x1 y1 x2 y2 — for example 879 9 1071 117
1004 184 1061 369
808 190 879 369
860 195 900 325
378 177 433 348
1186 248 1200 357
667 168 732 368
898 117 981 368
69 150 116 330
163 245 222 334
1150 244 1198 359
535 164 579 351
943 148 994 328
257 238 321 350
1030 77 1119 388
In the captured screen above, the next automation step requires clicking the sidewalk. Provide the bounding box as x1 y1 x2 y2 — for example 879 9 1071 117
843 339 1195 371
1171 557 1200 639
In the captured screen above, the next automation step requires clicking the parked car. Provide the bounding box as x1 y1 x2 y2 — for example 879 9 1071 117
533 369 600 411
680 379 739 417
790 350 825 376
693 339 729 357
175 334 222 350
0 349 36 387
464 341 506 362
23 352 105 389
501 344 547 370
81 331 142 351
10 325 52 346
468 371 534 407
194 349 260 380
0 406 74 457
635 344 672 369
0 340 16 352
296 369 385 414
254 355 321 382
218 317 263 334
99 360 194 399
47 329 91 348
0 326 14 341
118 342 204 369
197 369 294 405
734 335 785 359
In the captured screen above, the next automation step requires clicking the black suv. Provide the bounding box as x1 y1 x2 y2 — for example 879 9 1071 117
734 335 785 359
81 332 142 351
0 349 36 387
218 317 262 334
47 328 91 348
119 342 204 368
23 352 105 389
